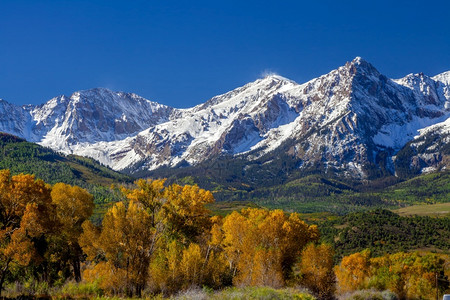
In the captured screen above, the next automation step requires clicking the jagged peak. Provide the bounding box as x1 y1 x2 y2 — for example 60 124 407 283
344 56 380 77
399 72 433 81
347 56 371 67
351 56 365 64
394 72 437 89
63 87 169 107
71 87 149 100
253 74 300 89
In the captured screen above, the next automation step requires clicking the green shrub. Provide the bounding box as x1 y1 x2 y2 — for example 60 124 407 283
55 280 103 298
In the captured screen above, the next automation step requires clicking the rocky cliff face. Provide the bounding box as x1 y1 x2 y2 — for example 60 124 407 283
1 58 449 178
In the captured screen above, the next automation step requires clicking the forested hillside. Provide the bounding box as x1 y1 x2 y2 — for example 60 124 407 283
319 209 450 258
0 132 133 221
0 132 131 187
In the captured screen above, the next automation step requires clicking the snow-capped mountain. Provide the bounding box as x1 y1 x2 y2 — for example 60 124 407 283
1 57 450 178
0 88 174 152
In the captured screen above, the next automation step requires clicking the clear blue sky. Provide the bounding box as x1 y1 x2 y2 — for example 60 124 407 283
1 0 450 107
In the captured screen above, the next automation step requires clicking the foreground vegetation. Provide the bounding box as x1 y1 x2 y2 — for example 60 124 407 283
0 169 449 299
3 285 317 299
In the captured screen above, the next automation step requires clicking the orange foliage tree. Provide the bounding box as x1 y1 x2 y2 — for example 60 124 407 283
0 170 56 296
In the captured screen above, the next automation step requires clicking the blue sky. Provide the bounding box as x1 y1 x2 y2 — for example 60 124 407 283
1 0 450 107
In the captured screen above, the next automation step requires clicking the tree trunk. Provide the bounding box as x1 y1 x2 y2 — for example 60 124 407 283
73 258 81 282
71 244 83 282
0 259 12 297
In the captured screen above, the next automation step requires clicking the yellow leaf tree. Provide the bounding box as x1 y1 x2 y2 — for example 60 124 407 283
296 243 335 298
81 179 216 297
50 182 94 282
335 250 371 294
221 208 319 287
80 200 156 297
162 183 214 242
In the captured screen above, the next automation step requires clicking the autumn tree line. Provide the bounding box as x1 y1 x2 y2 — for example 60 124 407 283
0 169 449 299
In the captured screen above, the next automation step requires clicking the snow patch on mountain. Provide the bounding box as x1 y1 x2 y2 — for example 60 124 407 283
415 117 450 137
373 115 449 149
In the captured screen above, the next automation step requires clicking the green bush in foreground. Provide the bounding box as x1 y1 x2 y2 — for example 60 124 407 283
174 286 316 300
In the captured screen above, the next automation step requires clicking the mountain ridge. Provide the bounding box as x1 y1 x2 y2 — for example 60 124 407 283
1 57 450 179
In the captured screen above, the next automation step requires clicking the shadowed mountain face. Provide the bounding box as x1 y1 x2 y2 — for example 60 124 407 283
1 57 450 179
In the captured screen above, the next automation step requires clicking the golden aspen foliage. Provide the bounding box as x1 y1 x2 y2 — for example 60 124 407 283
203 215 231 288
180 243 203 288
121 178 165 225
121 179 213 241
0 170 54 230
209 215 224 247
51 183 94 281
80 200 157 296
295 243 335 298
221 208 319 287
83 261 128 295
222 211 251 279
334 249 371 294
282 213 320 275
148 235 229 294
201 247 229 289
162 183 214 241
2 227 33 265
176 240 229 290
251 248 284 287
79 219 101 261
51 183 94 239
81 180 216 297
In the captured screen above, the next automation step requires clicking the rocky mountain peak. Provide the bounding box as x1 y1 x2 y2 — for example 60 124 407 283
345 56 380 77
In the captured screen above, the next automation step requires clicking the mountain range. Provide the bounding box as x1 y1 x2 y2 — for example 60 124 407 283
1 57 450 180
